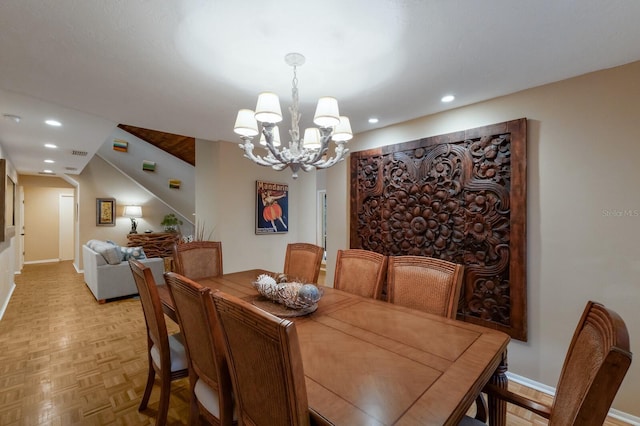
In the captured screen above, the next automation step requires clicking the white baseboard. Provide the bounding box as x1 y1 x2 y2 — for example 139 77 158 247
508 372 640 425
24 258 60 265
0 282 16 321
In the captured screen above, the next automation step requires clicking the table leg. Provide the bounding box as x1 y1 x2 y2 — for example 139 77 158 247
488 350 508 426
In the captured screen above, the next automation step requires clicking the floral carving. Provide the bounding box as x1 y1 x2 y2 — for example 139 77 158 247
351 122 526 340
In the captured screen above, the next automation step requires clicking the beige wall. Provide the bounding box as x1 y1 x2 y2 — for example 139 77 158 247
323 61 640 416
195 139 319 274
21 176 74 262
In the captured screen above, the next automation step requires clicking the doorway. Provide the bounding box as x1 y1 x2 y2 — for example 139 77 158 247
23 184 75 264
59 194 74 261
316 190 327 257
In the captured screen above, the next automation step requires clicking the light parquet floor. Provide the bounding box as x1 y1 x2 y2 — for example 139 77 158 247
1 261 188 425
0 262 631 425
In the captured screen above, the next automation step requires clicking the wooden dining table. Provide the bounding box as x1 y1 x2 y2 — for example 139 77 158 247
157 269 510 426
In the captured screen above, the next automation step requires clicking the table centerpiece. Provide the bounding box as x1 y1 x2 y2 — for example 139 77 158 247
252 273 323 317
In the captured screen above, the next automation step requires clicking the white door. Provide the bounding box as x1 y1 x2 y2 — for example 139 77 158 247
59 194 74 260
19 186 25 269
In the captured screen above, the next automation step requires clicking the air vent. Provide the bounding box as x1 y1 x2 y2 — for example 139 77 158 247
72 150 88 156
65 166 78 171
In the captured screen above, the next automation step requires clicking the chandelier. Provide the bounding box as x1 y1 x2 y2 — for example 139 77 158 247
234 52 352 179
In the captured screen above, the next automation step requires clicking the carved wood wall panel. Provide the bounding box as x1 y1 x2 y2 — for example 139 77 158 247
350 118 527 340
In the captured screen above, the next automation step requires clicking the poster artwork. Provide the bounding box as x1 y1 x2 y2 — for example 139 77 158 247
256 180 288 234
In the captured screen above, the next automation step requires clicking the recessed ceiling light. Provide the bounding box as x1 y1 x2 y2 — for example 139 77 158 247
368 117 379 124
43 169 53 174
441 95 455 103
44 159 55 163
45 119 62 127
44 143 58 149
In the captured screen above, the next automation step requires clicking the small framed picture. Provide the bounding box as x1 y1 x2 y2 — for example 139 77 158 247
256 180 288 234
142 160 156 172
96 198 116 226
169 179 181 189
113 139 128 152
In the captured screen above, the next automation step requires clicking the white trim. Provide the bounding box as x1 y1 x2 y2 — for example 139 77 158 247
508 372 640 425
316 189 326 252
0 282 16 321
24 258 60 265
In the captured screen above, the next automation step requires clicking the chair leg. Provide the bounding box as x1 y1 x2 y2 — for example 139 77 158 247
187 396 199 426
139 362 155 411
156 370 172 426
474 394 488 422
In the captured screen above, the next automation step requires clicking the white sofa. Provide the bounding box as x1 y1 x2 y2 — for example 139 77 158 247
82 242 165 303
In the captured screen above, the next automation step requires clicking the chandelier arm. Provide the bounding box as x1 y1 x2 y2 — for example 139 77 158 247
298 163 315 172
239 138 288 168
311 144 350 169
261 125 290 164
304 127 333 164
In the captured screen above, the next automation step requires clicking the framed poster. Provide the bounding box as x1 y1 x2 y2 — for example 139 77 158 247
96 198 116 226
256 180 288 234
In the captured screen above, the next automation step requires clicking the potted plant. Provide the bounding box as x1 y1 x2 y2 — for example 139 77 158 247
161 213 183 233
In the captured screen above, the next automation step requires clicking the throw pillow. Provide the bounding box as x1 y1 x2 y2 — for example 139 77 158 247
121 246 147 261
86 240 122 265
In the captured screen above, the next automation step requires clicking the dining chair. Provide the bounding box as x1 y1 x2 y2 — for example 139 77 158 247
333 249 387 299
283 242 324 284
173 241 223 280
386 255 480 417
210 290 327 426
129 259 189 426
462 300 632 426
386 255 464 319
164 272 234 426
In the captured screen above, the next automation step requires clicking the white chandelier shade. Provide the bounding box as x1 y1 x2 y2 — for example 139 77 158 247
234 52 352 179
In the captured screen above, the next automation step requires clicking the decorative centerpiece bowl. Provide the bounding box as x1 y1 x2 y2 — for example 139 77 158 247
252 273 323 317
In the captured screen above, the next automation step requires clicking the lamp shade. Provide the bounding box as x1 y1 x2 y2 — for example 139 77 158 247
255 92 283 123
123 205 142 218
233 109 259 137
303 127 321 149
260 125 281 147
331 116 353 142
313 97 340 128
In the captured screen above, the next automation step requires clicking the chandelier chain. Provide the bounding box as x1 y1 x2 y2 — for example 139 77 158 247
289 63 301 154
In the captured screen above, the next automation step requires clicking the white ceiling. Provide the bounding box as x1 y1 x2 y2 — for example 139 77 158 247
1 0 640 176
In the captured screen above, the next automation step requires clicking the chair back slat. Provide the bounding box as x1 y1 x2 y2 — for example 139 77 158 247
387 255 464 319
283 243 323 284
333 249 387 299
211 291 310 426
173 241 223 280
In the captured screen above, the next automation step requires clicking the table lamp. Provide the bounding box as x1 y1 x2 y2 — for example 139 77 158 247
123 205 143 234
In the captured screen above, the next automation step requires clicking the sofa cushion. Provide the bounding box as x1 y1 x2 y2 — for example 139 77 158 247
121 246 147 260
86 239 122 265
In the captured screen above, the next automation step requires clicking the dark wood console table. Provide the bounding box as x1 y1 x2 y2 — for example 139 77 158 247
126 233 180 270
